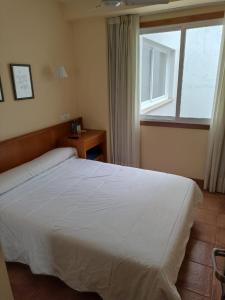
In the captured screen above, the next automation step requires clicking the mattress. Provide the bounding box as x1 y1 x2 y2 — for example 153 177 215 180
0 157 202 300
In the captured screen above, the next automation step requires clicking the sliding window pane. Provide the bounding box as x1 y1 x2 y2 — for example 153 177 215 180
140 30 181 117
152 51 167 99
141 39 153 102
180 25 223 119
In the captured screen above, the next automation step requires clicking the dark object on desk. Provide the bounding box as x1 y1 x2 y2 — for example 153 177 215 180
71 120 82 136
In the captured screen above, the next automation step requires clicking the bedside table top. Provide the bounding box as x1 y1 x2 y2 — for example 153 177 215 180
58 129 107 161
68 129 105 141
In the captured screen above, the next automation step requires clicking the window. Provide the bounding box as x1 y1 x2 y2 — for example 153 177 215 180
139 19 223 124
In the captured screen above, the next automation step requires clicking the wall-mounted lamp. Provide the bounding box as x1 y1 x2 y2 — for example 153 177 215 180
56 66 68 79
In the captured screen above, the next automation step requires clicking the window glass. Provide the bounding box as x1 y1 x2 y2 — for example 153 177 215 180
139 21 223 123
140 30 181 117
180 25 223 119
141 41 152 102
152 51 167 99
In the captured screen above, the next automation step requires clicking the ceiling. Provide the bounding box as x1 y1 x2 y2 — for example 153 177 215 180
58 0 225 21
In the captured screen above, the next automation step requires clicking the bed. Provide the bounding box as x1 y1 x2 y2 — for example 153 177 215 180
0 147 202 300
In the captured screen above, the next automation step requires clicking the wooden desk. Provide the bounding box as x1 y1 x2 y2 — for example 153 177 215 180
59 130 107 162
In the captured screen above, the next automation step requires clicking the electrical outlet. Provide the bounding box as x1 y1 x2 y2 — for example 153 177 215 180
65 113 71 120
60 113 71 121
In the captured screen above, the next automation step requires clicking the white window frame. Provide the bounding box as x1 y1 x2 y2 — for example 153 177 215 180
140 38 175 113
139 18 223 125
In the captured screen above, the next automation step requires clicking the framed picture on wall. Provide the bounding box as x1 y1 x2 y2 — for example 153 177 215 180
0 77 4 102
10 64 34 100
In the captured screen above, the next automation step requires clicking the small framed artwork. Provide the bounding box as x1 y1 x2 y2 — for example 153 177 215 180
0 77 4 102
10 64 34 100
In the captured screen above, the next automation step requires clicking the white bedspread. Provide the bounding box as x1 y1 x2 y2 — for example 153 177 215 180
0 158 202 300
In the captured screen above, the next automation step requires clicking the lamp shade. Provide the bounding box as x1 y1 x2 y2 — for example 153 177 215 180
56 66 68 79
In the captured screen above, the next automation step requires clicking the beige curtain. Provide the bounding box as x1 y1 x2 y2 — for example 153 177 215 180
107 15 140 167
204 19 225 193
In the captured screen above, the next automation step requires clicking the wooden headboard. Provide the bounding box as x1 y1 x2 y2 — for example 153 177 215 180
0 117 83 173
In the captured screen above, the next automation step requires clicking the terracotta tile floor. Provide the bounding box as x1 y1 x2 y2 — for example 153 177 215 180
177 192 225 300
6 192 225 300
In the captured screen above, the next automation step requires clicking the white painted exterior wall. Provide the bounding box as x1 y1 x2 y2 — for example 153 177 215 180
181 25 222 118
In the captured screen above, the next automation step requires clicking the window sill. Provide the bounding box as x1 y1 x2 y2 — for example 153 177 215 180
140 116 210 130
141 97 173 114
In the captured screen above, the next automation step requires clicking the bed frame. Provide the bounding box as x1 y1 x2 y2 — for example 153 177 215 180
0 117 82 173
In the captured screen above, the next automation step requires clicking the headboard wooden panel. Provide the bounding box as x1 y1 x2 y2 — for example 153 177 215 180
0 117 83 173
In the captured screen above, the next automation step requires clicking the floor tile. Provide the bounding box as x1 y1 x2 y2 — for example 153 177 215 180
195 208 218 226
36 287 100 300
177 286 210 300
212 250 225 272
177 260 213 297
7 263 102 300
35 275 101 300
216 227 225 247
211 274 223 300
191 222 217 244
7 263 35 285
200 193 224 213
214 195 225 211
217 214 225 228
186 239 214 267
